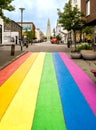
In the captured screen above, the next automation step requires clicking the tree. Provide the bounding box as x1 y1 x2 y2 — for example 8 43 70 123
82 26 93 43
82 26 93 35
0 0 15 21
56 35 61 40
58 1 85 47
27 31 35 41
24 30 35 43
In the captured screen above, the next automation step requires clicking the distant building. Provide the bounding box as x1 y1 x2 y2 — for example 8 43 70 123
0 17 4 44
46 19 51 42
17 22 35 37
35 28 44 41
71 0 81 10
55 21 68 44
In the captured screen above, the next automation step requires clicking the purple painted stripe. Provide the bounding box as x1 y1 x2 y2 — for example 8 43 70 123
59 52 96 115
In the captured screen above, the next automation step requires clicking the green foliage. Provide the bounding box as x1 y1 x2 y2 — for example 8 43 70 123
58 1 72 31
58 1 86 48
76 44 92 51
50 36 53 39
58 1 85 31
82 26 93 34
0 0 15 21
56 35 61 40
26 31 35 40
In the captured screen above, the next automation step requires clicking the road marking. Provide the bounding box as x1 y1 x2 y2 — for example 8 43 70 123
0 53 38 120
0 52 32 86
0 52 45 130
32 53 66 130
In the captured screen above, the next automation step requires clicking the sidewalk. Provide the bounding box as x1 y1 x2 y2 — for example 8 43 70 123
0 45 26 70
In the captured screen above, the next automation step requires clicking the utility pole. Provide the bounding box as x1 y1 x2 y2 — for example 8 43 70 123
19 8 25 51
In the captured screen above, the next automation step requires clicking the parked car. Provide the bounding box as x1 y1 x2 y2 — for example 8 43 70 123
51 38 58 44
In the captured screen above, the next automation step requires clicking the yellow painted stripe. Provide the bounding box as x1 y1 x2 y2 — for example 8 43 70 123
0 52 45 130
0 53 38 120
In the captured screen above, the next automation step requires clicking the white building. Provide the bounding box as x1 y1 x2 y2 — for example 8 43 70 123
71 0 81 10
71 0 81 43
55 22 68 44
0 17 4 44
35 28 44 41
55 0 81 44
4 31 19 44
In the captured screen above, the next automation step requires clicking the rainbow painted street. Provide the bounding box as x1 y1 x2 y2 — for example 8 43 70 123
0 52 96 130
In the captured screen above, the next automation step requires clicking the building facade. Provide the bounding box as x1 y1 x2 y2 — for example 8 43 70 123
55 22 68 44
17 22 35 36
4 20 22 44
81 0 96 43
81 0 96 26
35 28 44 42
71 0 81 10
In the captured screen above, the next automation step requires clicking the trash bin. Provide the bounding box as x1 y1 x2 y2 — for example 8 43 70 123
11 44 15 56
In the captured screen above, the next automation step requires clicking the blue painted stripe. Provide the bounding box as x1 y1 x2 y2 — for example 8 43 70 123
53 53 96 130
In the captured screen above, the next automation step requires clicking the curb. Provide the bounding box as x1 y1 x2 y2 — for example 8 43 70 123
0 51 28 70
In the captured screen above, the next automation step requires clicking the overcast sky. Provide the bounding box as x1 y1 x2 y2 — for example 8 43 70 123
4 0 68 34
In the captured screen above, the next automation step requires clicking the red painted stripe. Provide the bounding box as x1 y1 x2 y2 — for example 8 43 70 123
0 52 32 86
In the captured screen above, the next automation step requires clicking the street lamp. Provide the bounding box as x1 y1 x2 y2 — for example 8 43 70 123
19 7 25 51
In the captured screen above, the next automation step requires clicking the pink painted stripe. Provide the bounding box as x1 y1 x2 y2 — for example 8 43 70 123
59 52 96 115
0 52 32 86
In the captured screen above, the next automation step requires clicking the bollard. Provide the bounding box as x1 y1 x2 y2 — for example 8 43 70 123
11 44 15 56
26 43 28 48
21 41 23 51
67 41 70 48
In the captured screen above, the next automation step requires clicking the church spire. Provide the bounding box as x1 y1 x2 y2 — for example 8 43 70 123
46 18 51 42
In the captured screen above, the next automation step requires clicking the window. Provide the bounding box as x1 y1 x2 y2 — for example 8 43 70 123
74 0 77 4
86 0 90 16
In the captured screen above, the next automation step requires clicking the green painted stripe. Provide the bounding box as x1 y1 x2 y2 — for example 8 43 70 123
31 53 66 130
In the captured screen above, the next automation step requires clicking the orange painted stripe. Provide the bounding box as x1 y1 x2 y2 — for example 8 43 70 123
0 53 38 120
0 52 32 86
0 52 45 130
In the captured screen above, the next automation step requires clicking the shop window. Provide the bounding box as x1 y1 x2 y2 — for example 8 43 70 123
86 0 90 16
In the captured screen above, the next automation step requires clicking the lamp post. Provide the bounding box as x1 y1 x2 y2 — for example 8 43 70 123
19 8 25 51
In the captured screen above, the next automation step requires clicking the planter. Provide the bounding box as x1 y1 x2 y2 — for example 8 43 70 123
70 52 81 59
81 50 96 60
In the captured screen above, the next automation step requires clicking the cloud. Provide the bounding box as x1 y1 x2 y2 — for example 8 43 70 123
4 0 67 34
13 0 34 9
